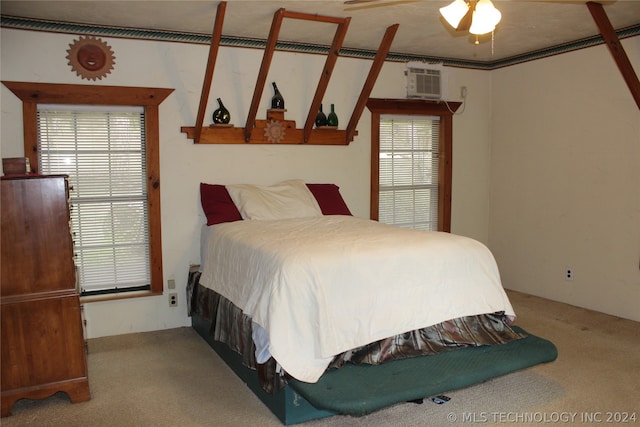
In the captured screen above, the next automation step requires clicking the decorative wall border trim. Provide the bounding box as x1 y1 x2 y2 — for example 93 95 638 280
2 16 639 70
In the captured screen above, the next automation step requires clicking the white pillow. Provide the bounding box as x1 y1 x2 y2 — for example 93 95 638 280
226 180 322 220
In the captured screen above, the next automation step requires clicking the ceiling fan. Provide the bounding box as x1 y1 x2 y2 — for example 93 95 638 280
344 0 502 35
441 0 502 34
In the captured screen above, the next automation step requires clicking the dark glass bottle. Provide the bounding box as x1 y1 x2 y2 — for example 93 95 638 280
327 103 338 127
315 104 328 127
212 98 231 124
271 82 285 109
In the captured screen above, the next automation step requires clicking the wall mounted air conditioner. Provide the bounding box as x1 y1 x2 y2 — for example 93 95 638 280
405 62 447 100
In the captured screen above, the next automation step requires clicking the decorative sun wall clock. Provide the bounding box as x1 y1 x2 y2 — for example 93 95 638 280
66 36 115 81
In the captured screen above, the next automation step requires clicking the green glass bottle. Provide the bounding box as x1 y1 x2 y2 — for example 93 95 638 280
212 98 231 124
327 103 338 127
315 104 327 127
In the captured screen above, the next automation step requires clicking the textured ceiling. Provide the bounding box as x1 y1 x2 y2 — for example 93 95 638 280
2 0 640 65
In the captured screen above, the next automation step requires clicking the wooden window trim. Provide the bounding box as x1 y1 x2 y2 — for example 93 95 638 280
366 98 461 232
2 81 173 300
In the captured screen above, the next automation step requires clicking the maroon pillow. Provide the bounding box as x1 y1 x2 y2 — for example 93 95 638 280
306 184 352 216
200 183 242 225
200 182 352 225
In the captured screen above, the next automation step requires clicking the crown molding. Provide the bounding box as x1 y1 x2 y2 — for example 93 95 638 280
2 16 639 71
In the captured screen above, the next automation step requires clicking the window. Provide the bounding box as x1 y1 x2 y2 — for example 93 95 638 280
38 106 150 295
367 99 461 232
378 115 440 230
2 82 173 299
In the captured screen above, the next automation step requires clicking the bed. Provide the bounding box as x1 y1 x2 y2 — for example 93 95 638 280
189 180 557 424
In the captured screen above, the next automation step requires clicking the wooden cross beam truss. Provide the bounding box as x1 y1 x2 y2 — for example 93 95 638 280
586 1 640 111
181 1 398 145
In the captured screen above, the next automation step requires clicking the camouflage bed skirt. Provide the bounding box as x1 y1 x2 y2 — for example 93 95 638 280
187 269 525 394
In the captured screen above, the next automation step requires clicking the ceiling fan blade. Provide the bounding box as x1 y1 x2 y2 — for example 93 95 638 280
506 0 616 4
456 0 477 32
344 0 380 4
345 0 420 11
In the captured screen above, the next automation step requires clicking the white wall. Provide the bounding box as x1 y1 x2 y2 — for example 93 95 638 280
489 37 640 322
1 28 492 337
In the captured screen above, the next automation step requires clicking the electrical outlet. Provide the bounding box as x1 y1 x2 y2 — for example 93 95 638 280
169 292 178 307
565 268 574 281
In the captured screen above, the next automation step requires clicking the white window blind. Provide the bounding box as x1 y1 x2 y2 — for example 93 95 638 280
379 115 440 230
37 105 151 294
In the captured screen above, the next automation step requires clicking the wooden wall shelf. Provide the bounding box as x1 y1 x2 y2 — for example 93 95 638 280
181 1 397 145
181 125 357 145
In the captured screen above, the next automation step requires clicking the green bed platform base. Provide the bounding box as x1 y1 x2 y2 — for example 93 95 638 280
192 315 557 425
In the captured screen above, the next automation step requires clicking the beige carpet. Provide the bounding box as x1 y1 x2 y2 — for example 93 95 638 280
3 290 639 426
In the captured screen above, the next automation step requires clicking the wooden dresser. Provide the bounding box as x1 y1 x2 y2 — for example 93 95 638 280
1 175 90 417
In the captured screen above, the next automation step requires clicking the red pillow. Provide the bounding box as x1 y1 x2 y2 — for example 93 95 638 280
306 184 352 216
200 183 242 225
200 182 352 225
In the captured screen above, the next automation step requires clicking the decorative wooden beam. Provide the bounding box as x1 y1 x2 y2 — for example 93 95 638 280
244 8 285 142
282 10 348 25
346 24 399 143
246 9 352 144
181 126 355 145
587 1 640 110
194 1 227 143
182 5 386 145
301 17 351 143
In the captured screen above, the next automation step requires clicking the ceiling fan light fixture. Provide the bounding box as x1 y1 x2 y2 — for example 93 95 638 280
469 0 501 35
440 0 501 35
439 0 469 29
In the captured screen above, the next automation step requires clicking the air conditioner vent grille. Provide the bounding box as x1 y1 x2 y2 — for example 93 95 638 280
406 63 446 100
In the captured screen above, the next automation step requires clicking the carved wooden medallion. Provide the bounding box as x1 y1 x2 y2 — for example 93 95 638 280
264 120 286 143
66 36 115 81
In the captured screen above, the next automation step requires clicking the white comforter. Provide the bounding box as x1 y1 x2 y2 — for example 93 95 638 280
199 216 515 383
